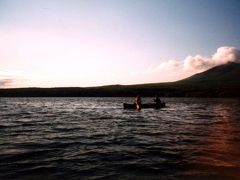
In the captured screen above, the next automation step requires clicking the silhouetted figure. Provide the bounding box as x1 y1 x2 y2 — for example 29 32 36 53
134 95 141 110
154 95 161 106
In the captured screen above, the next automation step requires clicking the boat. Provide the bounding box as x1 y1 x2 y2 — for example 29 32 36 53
123 102 166 109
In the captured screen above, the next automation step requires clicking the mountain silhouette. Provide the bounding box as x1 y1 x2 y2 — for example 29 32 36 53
175 62 240 97
181 62 240 83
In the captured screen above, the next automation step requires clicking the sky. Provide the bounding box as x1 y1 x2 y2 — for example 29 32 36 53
0 0 240 88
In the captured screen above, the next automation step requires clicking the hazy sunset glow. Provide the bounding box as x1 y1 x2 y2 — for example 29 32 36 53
1 0 240 88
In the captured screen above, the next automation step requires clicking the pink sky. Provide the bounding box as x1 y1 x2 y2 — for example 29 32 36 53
0 0 240 88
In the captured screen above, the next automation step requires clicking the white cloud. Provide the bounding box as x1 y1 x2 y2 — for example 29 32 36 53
157 60 180 71
212 46 240 64
184 46 240 72
183 55 212 72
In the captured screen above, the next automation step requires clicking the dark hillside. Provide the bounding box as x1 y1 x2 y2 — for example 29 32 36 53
181 62 240 83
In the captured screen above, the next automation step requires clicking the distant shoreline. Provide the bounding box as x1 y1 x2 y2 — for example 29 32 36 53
1 82 239 98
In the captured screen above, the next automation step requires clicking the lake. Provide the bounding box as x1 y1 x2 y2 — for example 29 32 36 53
0 97 240 179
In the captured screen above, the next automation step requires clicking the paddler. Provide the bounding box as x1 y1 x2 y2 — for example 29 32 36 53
134 95 141 110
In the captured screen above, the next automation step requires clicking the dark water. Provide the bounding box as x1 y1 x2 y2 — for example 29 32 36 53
0 97 240 179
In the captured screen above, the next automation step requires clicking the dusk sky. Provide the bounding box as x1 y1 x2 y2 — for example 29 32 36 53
1 0 240 88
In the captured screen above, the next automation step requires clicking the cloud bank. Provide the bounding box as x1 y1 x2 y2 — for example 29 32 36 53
1 46 239 88
0 79 14 87
184 46 240 72
0 71 27 88
131 46 240 83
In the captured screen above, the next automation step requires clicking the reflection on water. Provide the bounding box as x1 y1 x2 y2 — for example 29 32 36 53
0 97 240 179
190 100 240 178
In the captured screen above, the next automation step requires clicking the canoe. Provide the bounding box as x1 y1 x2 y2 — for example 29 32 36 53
123 102 166 109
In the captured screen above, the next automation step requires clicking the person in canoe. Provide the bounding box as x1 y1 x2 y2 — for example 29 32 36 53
154 94 161 106
134 95 142 110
